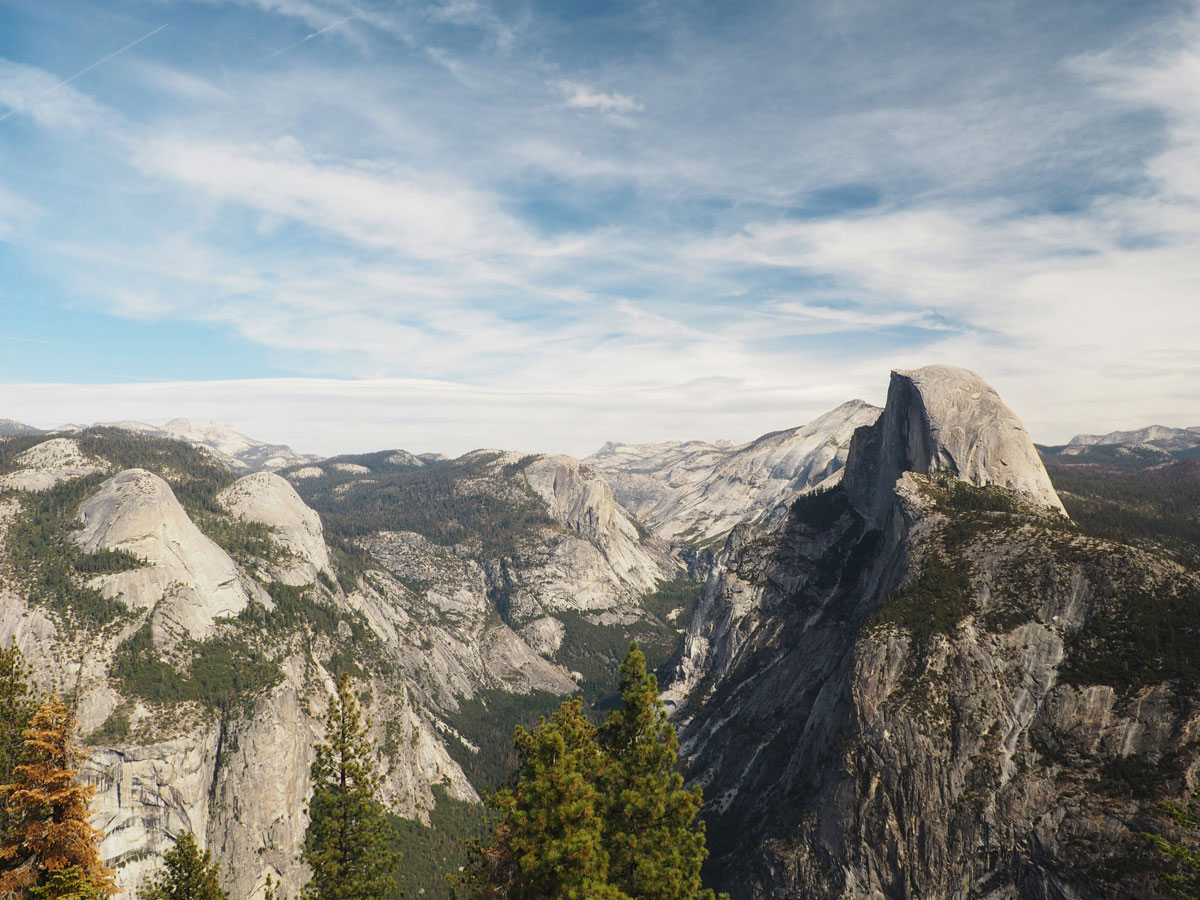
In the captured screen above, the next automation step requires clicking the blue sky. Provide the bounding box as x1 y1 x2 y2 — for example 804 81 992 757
1 0 1198 456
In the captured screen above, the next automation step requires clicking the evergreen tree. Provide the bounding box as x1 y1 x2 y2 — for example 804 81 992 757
1144 784 1200 900
598 644 715 900
138 832 227 900
0 646 38 849
458 698 625 900
458 644 722 900
0 696 115 900
301 673 398 900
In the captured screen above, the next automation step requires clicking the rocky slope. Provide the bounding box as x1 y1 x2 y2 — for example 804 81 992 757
280 448 685 671
586 400 881 545
0 429 685 900
666 365 1200 900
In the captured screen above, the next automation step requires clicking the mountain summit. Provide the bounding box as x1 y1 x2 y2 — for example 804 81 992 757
843 365 1067 524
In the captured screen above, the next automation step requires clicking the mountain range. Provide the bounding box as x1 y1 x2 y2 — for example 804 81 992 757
2 368 1198 900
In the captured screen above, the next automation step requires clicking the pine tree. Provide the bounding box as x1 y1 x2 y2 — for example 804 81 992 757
598 644 715 900
0 646 38 851
300 674 398 900
458 698 626 900
458 644 723 900
138 832 228 900
0 696 116 900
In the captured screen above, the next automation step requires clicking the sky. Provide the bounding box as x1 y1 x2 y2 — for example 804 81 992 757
1 0 1198 457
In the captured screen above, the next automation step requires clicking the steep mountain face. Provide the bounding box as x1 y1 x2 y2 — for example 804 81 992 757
0 430 685 900
843 366 1066 525
586 400 881 545
668 365 1200 900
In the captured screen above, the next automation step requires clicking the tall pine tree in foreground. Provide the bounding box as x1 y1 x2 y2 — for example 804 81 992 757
0 646 38 855
301 673 399 900
459 698 623 900
0 696 115 900
457 643 723 900
138 832 228 900
598 646 712 900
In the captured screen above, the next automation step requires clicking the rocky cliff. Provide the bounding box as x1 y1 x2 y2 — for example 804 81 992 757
587 400 881 544
666 365 1200 899
0 430 684 900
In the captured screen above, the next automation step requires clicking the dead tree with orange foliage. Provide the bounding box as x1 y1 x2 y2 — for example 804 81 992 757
0 697 115 900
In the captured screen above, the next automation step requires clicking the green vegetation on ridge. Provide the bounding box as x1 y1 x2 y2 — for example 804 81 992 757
287 452 557 557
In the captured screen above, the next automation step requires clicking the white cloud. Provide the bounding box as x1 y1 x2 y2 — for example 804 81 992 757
554 80 644 115
0 376 883 458
134 134 541 261
0 59 107 129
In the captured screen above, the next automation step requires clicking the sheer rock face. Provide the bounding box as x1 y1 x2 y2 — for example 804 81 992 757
843 366 1066 526
586 400 882 544
525 455 667 594
75 469 253 643
667 366 1197 900
218 472 332 585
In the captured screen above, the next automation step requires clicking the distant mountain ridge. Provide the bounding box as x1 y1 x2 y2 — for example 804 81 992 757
1040 422 1200 468
1068 424 1200 448
7 417 322 473
0 418 44 436
585 399 882 544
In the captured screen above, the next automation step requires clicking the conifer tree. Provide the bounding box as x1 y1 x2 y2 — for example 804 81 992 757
1144 784 1200 900
598 644 715 900
0 696 115 900
300 673 398 900
459 698 626 900
458 644 722 900
138 832 227 900
0 646 38 850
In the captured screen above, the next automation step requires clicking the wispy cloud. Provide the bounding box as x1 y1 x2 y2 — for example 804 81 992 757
1 0 1199 450
554 80 644 115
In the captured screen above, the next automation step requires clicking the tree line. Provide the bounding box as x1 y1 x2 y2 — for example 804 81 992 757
0 642 732 900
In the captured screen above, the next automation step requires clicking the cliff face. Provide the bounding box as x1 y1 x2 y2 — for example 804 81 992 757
586 400 882 545
669 366 1199 900
0 432 681 900
842 366 1066 526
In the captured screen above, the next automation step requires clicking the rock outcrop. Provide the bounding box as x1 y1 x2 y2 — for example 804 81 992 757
75 469 253 643
218 472 332 585
842 365 1066 525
